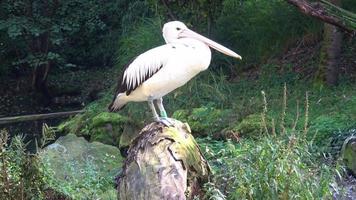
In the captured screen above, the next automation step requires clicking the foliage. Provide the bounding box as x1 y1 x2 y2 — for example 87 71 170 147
116 18 163 68
172 106 232 136
147 0 224 33
0 0 132 70
227 113 272 138
196 89 339 199
199 135 338 199
215 0 322 69
309 113 354 146
0 129 47 199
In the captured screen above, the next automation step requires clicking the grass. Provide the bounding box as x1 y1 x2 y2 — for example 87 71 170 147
199 135 339 199
0 130 47 200
196 87 347 199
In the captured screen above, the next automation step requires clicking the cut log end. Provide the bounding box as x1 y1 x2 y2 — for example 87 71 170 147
116 119 211 200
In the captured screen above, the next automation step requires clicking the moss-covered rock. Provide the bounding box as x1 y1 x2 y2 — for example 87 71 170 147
39 134 122 199
341 135 356 176
172 106 231 136
58 112 129 146
227 113 272 138
89 112 129 145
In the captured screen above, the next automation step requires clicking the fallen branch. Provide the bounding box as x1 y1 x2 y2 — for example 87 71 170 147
0 110 84 125
285 0 356 35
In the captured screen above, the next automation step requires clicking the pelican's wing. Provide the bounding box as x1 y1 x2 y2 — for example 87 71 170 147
115 44 174 96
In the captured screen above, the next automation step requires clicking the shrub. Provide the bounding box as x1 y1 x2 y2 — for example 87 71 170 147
172 106 232 136
199 135 337 199
226 113 272 138
0 130 47 199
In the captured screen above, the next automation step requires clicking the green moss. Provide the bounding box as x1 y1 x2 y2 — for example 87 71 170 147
59 111 129 146
91 112 128 127
40 134 122 199
229 114 272 138
342 136 356 175
163 126 209 177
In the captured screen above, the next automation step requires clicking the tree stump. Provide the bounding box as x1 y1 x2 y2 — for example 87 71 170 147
341 136 356 176
116 119 211 200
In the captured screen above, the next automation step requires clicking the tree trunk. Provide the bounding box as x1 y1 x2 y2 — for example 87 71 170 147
318 0 342 86
116 119 211 200
32 62 51 104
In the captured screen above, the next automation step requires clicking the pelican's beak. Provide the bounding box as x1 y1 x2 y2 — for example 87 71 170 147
180 29 242 60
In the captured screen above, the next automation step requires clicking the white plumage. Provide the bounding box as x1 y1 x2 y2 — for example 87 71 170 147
109 21 241 125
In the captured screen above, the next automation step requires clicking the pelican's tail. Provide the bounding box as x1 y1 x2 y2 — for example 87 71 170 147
108 93 128 112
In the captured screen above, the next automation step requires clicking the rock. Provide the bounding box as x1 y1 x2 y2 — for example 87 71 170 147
39 134 123 199
341 135 356 176
58 112 129 146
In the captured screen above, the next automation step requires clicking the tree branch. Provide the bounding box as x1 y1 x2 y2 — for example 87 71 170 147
285 0 356 35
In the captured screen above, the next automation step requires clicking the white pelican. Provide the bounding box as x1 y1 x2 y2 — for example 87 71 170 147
108 21 241 125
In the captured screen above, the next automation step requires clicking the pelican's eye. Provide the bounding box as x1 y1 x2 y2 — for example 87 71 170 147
176 27 181 31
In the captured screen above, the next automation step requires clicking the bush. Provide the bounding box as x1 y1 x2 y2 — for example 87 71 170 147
116 18 163 69
226 113 272 138
172 106 232 136
309 113 354 146
0 130 47 199
199 135 337 199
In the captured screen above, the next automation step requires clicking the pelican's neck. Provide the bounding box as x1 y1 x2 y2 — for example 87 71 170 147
172 38 212 70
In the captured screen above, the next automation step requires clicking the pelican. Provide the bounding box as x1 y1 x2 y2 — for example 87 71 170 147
108 21 241 125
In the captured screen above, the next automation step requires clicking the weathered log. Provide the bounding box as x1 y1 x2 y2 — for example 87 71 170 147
0 110 84 125
117 119 211 200
341 136 356 176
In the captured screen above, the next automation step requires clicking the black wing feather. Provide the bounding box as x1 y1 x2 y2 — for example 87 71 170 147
108 57 163 111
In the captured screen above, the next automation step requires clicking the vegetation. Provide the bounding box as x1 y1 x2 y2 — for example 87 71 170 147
1 0 356 199
0 129 47 199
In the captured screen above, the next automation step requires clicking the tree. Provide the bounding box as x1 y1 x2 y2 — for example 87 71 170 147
286 0 356 86
0 0 127 102
319 0 343 86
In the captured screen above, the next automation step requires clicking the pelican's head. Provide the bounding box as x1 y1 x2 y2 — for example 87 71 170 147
162 21 188 43
162 21 242 60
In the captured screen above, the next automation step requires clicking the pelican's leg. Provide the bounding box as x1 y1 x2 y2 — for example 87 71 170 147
156 98 168 118
148 100 160 121
155 98 174 127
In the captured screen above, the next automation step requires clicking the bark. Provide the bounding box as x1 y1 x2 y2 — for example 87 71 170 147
285 0 356 34
341 136 356 176
318 0 342 86
117 119 211 200
32 62 51 102
325 24 342 85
